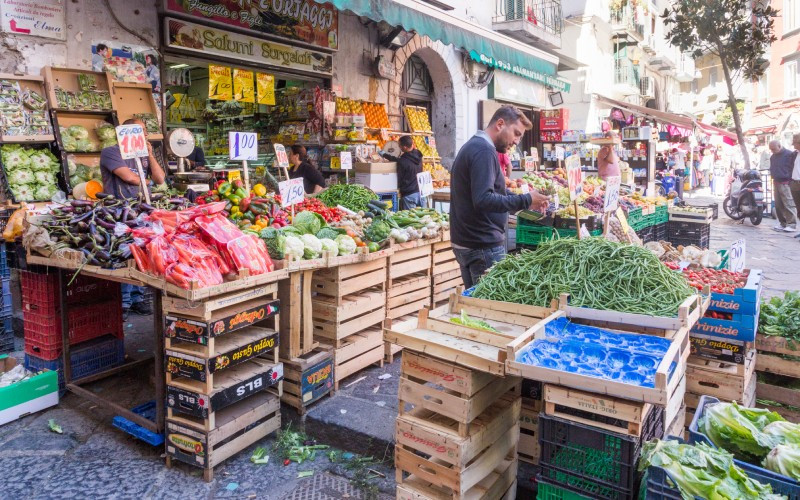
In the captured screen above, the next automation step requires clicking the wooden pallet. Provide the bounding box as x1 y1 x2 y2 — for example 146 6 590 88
686 350 756 403
332 326 384 390
278 269 318 359
387 272 431 320
399 352 521 436
312 289 386 343
518 404 539 465
396 456 517 500
165 391 280 482
755 334 800 411
312 257 387 303
280 346 334 416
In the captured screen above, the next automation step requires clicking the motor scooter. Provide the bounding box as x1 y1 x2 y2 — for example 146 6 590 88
723 169 764 225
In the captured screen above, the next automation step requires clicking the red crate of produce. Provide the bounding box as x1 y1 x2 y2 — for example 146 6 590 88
24 299 123 360
20 270 121 309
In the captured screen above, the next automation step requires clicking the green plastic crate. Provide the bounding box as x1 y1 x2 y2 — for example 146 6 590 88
516 225 554 246
537 479 593 500
554 228 603 238
626 207 643 226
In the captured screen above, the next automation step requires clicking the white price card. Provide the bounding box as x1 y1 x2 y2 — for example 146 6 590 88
274 143 289 169
729 239 746 273
565 155 583 201
279 178 305 208
555 145 566 161
340 151 352 170
115 124 148 160
417 171 434 198
229 131 258 161
603 175 621 212
524 156 535 172
519 182 530 194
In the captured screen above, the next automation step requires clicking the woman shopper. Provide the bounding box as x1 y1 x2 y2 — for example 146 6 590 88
288 146 326 194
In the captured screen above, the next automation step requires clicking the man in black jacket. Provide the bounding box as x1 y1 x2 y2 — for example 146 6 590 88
450 105 549 288
383 135 423 209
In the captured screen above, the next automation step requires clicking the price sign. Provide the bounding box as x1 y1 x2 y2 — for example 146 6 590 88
116 124 148 160
729 239 746 273
229 132 257 161
531 148 539 162
274 143 289 169
603 175 621 212
524 156 535 172
279 178 305 208
519 182 530 194
579 224 591 239
565 155 583 201
380 128 389 141
417 171 434 198
615 207 631 236
428 136 436 148
555 145 566 161
340 151 352 170
227 171 241 183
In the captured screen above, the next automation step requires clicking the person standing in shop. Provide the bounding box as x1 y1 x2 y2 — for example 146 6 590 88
100 118 166 317
288 145 326 194
381 135 423 209
769 139 797 233
450 105 549 288
185 146 206 169
790 134 800 238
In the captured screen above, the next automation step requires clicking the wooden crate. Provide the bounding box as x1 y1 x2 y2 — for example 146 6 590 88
518 404 539 465
686 349 756 403
110 82 163 139
312 257 387 303
666 404 686 439
312 289 386 343
41 66 114 110
165 391 280 482
385 294 554 376
51 109 117 153
389 244 433 282
162 282 279 319
542 378 685 438
0 73 55 143
755 334 800 411
431 241 462 309
280 346 334 415
278 270 318 359
387 272 431 320
383 315 417 364
396 456 517 500
332 326 384 390
399 351 521 436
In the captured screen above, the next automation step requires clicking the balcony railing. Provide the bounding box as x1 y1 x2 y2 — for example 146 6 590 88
614 59 641 89
610 5 645 39
494 0 564 37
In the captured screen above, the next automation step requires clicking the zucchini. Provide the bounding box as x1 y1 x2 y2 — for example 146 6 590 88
370 200 388 210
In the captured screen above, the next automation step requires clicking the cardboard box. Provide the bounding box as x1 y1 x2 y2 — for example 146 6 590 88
354 162 396 174
165 299 279 346
355 172 397 191
0 355 59 426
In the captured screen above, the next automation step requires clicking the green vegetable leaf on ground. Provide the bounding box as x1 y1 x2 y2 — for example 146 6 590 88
48 419 63 434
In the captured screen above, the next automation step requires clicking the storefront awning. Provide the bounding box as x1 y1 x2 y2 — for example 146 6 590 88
317 0 570 91
695 122 737 141
595 94 695 130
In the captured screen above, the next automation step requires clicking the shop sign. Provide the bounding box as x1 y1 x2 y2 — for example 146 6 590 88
233 69 254 103
256 73 275 105
165 0 338 51
0 0 65 40
489 71 546 108
165 17 333 76
470 50 570 93
208 65 232 100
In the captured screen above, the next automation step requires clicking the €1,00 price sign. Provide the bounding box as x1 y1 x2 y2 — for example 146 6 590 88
116 124 148 160
279 178 305 208
229 131 258 161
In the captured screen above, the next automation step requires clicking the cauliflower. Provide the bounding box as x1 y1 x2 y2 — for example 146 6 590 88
11 184 34 201
300 234 322 259
284 235 305 260
1 145 31 171
335 234 357 255
28 150 57 172
320 238 338 256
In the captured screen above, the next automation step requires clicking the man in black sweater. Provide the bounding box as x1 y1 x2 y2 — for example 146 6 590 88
450 105 549 288
382 135 423 209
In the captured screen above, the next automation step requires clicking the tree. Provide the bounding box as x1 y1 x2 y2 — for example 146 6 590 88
714 99 745 129
663 0 778 168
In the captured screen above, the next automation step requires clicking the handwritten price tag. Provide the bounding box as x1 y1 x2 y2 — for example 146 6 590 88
524 156 535 172
565 155 583 201
519 182 530 194
229 131 258 161
279 178 305 208
116 124 148 160
417 171 434 198
603 175 621 212
729 239 746 272
274 143 289 170
340 151 352 170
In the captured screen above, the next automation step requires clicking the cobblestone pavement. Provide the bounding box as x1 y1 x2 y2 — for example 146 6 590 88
2 193 796 499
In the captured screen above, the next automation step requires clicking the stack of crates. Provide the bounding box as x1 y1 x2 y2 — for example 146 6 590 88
667 220 711 249
21 269 124 390
0 243 11 354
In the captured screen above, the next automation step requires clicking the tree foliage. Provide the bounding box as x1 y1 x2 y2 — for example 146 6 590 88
714 100 745 129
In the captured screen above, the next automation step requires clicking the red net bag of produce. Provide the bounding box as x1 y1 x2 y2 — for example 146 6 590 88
226 234 274 275
164 262 203 289
195 214 242 245
147 235 178 275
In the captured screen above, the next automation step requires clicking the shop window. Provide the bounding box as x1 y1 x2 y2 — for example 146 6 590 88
785 0 800 33
785 60 799 99
757 73 769 105
709 67 718 86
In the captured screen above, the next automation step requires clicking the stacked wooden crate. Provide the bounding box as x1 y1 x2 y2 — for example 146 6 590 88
162 285 284 481
754 334 800 422
430 236 462 310
518 379 542 465
312 254 387 390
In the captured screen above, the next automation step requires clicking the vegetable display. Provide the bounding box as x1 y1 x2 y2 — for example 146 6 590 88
678 268 747 294
472 238 695 317
764 444 800 480
59 125 97 152
315 184 378 212
1 144 61 201
638 439 784 500
760 291 800 341
66 156 102 188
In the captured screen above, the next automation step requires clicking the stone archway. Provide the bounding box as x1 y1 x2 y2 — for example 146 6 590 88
389 36 463 163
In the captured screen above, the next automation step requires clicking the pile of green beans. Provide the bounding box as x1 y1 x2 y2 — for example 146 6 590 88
316 184 378 213
472 238 696 317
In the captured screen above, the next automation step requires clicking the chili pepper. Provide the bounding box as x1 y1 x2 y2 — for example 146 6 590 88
283 459 290 466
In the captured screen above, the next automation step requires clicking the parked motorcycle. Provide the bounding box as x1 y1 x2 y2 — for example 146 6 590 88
723 169 764 225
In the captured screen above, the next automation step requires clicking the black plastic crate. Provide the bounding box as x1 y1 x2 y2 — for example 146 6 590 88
668 235 710 250
538 406 665 500
554 215 601 232
0 329 14 354
653 223 667 242
667 221 710 238
636 225 655 243
522 379 543 401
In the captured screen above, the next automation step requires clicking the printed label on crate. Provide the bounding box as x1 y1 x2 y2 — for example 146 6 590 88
690 334 748 364
166 421 208 467
522 379 542 401
166 363 283 418
165 299 279 343
166 330 279 382
301 357 334 404
691 317 757 343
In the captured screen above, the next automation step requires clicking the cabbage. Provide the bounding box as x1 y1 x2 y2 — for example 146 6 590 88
61 133 78 151
9 169 34 185
29 150 58 172
292 211 325 235
67 157 78 175
335 234 357 255
300 234 322 259
763 421 800 445
66 125 89 140
320 238 338 256
34 184 58 200
700 401 785 461
74 139 95 152
34 171 55 184
96 123 116 141
763 443 800 480
1 145 31 171
284 235 305 259
11 184 34 201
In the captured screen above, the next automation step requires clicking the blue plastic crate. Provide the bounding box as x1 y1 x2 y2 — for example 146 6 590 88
1 315 12 335
707 269 763 316
0 330 13 354
376 190 399 212
1 278 10 318
112 401 164 446
462 286 475 297
24 335 124 390
688 396 800 499
0 243 8 279
690 305 760 343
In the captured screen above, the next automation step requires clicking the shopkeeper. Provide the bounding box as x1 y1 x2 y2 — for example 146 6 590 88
288 145 326 194
450 105 549 288
186 146 206 169
380 135 423 210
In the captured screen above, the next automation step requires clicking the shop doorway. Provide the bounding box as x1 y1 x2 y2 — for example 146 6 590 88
400 55 434 132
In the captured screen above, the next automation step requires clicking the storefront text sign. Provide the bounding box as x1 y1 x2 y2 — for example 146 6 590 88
1 0 65 40
164 0 338 51
165 17 333 75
